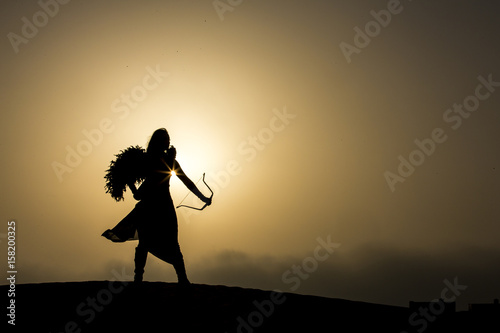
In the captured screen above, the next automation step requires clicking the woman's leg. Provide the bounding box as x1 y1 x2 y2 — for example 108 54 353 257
150 243 190 285
173 255 190 286
134 244 148 283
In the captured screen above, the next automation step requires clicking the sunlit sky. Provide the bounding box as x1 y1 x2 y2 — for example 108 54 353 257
1 0 500 309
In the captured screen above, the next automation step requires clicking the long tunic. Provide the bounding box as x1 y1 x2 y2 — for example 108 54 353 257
102 153 183 264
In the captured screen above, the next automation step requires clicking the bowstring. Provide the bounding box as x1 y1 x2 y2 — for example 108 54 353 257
176 174 203 207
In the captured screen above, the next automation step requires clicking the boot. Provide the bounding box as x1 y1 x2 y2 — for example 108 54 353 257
134 245 148 283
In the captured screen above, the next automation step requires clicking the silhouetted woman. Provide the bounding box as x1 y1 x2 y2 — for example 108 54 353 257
103 128 211 285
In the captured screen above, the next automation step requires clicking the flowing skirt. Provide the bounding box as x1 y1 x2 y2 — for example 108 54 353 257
102 196 183 264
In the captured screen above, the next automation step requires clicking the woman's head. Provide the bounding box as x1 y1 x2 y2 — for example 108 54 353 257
147 128 170 154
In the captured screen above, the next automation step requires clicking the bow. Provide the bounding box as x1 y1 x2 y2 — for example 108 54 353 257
176 173 214 210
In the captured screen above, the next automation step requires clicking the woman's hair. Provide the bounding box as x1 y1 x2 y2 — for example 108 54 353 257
147 128 170 154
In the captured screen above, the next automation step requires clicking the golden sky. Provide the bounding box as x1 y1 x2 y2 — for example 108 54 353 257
1 0 500 309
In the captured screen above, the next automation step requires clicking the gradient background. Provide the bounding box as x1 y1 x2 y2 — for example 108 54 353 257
1 0 499 310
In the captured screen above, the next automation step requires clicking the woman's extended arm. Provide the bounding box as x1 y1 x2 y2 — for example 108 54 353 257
174 162 211 204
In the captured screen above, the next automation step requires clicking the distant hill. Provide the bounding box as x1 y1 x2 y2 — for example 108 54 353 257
1 281 496 332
